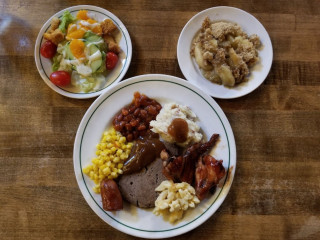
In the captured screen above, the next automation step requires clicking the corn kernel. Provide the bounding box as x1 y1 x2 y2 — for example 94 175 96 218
83 126 133 192
93 185 100 194
106 135 111 141
103 167 111 175
91 158 98 164
83 166 90 174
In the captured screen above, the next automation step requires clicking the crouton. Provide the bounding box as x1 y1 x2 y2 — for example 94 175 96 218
44 28 64 45
48 17 60 33
103 35 120 54
101 19 117 35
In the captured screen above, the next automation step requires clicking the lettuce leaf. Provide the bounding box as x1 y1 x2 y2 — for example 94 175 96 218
58 11 76 33
52 54 61 71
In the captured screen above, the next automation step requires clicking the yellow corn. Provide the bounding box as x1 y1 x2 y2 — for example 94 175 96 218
82 126 133 192
113 157 120 163
93 185 100 194
103 167 111 175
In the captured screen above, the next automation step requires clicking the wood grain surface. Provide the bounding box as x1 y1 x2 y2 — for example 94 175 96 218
1 0 319 239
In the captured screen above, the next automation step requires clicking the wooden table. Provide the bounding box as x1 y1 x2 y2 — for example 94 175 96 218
1 0 319 239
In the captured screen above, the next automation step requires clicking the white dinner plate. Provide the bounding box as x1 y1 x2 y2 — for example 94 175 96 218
177 6 273 99
35 5 132 99
73 74 236 238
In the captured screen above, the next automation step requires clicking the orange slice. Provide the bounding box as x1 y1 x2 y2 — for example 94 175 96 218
77 10 89 20
70 39 85 59
66 28 86 40
80 19 102 35
67 23 76 33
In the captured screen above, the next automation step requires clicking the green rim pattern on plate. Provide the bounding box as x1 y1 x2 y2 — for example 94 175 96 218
79 79 231 232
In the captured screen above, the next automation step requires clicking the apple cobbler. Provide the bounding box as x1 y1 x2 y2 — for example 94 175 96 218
190 17 261 87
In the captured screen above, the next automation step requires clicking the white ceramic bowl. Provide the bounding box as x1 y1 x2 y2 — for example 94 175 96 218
177 6 273 99
35 5 132 99
73 74 236 238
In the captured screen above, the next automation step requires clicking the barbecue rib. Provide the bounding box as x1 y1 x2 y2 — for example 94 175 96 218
161 134 220 184
195 155 226 200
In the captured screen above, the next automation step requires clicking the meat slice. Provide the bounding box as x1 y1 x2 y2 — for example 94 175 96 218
118 158 166 208
195 155 226 200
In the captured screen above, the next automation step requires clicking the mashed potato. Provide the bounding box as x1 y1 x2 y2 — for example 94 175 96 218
150 103 202 147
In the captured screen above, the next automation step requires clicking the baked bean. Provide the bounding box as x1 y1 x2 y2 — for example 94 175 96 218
147 105 157 115
120 121 125 128
113 92 162 141
140 95 148 105
133 130 139 139
127 133 133 142
122 108 129 116
116 113 123 121
140 109 147 119
138 124 146 131
129 105 136 113
134 108 140 116
134 98 140 107
146 116 153 123
125 123 132 131
130 119 138 127
124 115 132 122
114 124 121 131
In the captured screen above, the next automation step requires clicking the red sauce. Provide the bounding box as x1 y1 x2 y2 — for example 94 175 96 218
168 118 188 143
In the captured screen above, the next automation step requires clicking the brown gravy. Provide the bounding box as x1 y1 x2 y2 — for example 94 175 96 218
122 131 165 174
168 118 188 143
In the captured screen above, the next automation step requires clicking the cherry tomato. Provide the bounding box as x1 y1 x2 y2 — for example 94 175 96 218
106 52 119 70
40 40 57 59
50 71 71 86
